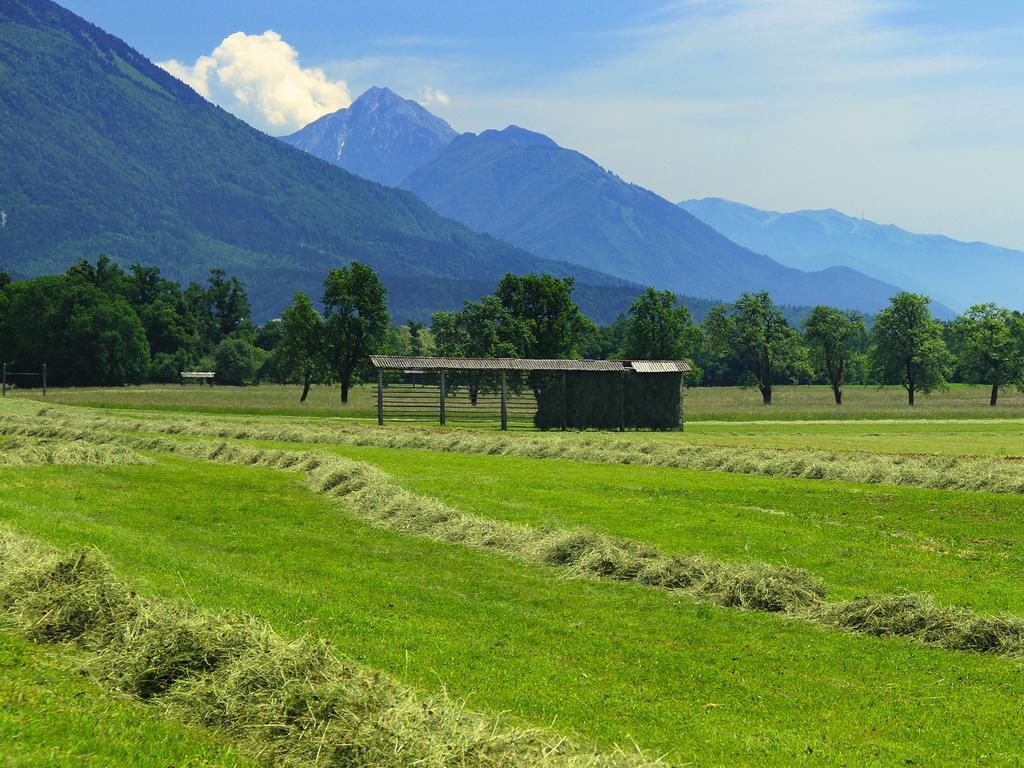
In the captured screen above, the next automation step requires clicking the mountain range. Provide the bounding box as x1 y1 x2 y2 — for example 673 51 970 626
399 125 909 313
281 86 457 186
2 0 978 326
0 0 634 322
679 198 1024 312
281 87 915 314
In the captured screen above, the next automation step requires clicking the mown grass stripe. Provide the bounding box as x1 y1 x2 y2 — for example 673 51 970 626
26 427 1022 661
16 406 1024 495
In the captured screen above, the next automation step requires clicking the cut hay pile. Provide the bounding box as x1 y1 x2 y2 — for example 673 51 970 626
817 594 1024 656
0 528 660 768
0 436 151 466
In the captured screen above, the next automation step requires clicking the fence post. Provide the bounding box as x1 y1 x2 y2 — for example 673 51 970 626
679 377 686 432
2 363 6 398
560 371 567 432
42 363 47 396
619 370 625 432
439 370 446 426
377 369 384 426
500 371 507 431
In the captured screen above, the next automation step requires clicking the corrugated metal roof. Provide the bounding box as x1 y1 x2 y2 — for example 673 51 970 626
370 355 690 373
626 360 693 373
370 355 624 371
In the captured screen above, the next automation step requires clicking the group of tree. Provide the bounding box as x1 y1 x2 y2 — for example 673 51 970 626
0 256 253 387
3 256 1024 407
701 291 1024 406
271 263 390 403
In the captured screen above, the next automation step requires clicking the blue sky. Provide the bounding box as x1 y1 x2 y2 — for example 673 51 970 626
63 1 1024 250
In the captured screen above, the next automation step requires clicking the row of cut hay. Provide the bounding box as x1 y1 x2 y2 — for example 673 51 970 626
17 424 1024 658
0 527 660 768
1 424 829 615
21 406 1024 495
0 436 151 466
303 456 825 614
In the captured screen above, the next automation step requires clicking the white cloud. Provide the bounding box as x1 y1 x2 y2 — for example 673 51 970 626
419 86 450 106
159 31 351 132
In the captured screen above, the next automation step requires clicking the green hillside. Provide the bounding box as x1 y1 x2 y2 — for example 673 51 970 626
0 0 628 320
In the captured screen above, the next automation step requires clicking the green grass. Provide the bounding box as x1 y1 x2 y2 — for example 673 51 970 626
0 631 256 767
13 382 1024 422
3 456 1024 765
678 419 1024 456
8 382 380 419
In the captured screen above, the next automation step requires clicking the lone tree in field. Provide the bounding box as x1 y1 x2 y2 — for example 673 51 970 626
278 291 327 402
703 291 803 405
803 306 867 405
870 292 951 406
322 263 389 404
623 288 700 361
950 303 1024 406
496 273 594 359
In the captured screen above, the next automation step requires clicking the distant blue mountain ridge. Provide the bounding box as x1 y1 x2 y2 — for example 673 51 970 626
398 123 912 314
282 86 970 317
679 198 1024 313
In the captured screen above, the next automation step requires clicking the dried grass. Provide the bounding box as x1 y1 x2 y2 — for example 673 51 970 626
816 594 1024 655
0 436 150 466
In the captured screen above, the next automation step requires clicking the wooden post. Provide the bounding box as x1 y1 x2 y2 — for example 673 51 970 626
439 370 446 426
619 370 625 432
42 363 47 396
560 371 567 432
2 363 6 398
376 369 384 426
679 376 686 432
500 371 507 431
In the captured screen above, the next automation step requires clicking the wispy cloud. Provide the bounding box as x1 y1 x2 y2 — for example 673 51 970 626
431 0 1024 247
419 86 451 106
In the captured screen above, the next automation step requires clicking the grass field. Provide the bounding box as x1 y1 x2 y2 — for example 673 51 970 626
11 381 1024 421
4 393 1024 765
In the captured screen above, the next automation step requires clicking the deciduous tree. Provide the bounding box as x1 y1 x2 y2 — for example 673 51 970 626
703 291 804 405
803 306 867 405
432 296 526 404
495 274 593 359
322 263 389 404
623 288 700 362
950 303 1024 406
278 291 327 402
870 292 951 406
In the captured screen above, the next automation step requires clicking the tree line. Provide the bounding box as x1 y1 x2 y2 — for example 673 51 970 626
2 257 1023 406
